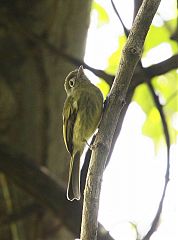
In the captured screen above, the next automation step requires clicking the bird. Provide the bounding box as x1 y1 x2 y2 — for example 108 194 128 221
63 65 103 201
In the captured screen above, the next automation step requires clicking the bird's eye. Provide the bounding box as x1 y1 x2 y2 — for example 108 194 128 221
69 78 75 88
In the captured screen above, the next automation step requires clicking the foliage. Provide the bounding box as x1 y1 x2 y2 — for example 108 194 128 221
144 19 178 55
92 1 109 27
92 0 178 147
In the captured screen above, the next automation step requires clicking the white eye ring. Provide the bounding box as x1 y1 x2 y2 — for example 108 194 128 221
69 78 75 88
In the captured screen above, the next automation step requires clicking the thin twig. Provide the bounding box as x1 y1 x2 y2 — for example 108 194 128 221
141 80 170 240
110 0 129 36
112 2 172 238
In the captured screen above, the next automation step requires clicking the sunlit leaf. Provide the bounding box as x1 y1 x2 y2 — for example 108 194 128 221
142 107 162 142
92 2 109 27
133 84 155 114
133 79 178 146
106 35 127 74
97 79 110 99
143 18 178 55
153 70 178 112
142 108 177 147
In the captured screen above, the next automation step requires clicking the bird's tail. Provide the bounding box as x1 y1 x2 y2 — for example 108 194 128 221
67 151 80 201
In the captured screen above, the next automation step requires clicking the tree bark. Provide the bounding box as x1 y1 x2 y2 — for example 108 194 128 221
0 1 92 239
80 0 162 239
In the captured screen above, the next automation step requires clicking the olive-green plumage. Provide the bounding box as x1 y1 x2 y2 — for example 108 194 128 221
63 66 103 201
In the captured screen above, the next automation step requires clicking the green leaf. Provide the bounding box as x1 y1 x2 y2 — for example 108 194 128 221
153 70 178 113
92 2 109 27
133 84 155 114
97 79 110 99
143 18 178 55
142 108 177 146
106 35 127 74
142 107 162 143
133 79 178 146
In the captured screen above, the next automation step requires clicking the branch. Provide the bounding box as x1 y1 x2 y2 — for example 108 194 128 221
7 12 178 89
133 0 143 22
25 29 178 88
80 1 161 240
110 0 129 36
132 54 178 89
146 54 178 78
0 144 114 240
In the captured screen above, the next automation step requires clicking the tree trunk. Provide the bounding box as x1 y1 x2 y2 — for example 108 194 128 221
0 1 92 239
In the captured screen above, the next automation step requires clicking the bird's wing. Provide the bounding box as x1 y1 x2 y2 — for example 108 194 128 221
63 96 78 155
